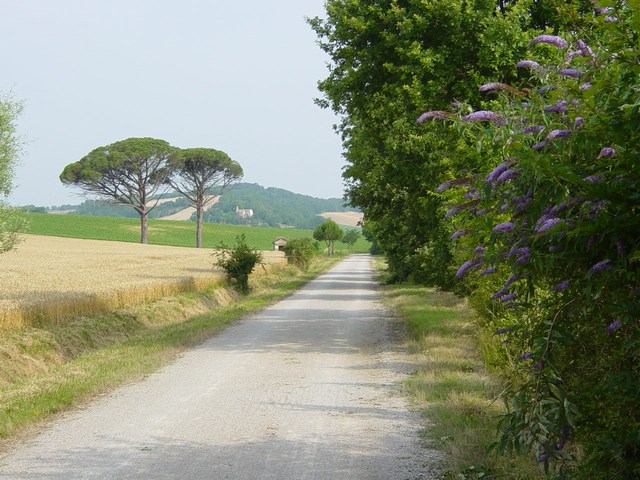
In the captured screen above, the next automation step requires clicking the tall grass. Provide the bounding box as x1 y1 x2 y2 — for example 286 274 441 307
380 276 547 479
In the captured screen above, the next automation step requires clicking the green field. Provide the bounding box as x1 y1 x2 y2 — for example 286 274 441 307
25 213 371 252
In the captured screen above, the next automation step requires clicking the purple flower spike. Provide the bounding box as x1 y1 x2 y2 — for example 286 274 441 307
455 259 482 278
553 280 570 291
538 454 550 463
545 100 569 113
492 287 509 300
575 117 584 127
534 360 544 370
473 245 486 256
493 221 515 233
558 68 583 78
494 327 512 335
485 161 510 183
450 229 472 240
416 110 451 124
500 293 518 303
522 125 544 134
530 34 568 49
598 147 616 158
479 266 497 276
479 82 513 93
462 110 507 126
588 259 611 275
532 141 548 151
607 320 622 332
580 82 592 91
504 275 520 287
518 351 533 360
584 175 604 183
495 169 519 185
604 16 618 23
516 60 542 70
536 217 564 234
515 255 530 265
546 129 572 140
577 39 595 60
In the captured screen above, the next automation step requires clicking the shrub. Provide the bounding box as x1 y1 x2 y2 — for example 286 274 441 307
282 237 318 271
417 5 640 478
214 234 262 294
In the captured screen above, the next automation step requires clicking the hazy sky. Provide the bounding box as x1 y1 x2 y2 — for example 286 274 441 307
1 1 344 207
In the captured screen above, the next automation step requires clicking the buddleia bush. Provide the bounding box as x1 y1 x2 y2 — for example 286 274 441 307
417 3 640 478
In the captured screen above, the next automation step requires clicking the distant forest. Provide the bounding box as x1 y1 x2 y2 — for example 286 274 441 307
37 183 353 229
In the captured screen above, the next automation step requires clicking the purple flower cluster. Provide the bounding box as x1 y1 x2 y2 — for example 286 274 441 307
588 259 612 275
558 68 583 78
545 129 572 140
462 110 507 126
415 110 451 124
553 280 570 291
493 221 515 233
450 229 472 240
516 60 542 70
455 258 483 278
598 147 616 158
530 35 569 49
436 177 473 193
607 319 622 332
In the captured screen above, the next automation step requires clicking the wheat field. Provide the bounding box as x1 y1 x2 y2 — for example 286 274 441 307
0 235 285 329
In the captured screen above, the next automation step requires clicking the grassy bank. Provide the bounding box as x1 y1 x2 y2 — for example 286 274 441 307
0 256 341 444
379 274 546 479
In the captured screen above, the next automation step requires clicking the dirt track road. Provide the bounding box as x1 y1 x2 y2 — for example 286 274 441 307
0 255 442 479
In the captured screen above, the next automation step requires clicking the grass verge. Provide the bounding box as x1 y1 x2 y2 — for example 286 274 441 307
0 256 341 445
377 264 547 479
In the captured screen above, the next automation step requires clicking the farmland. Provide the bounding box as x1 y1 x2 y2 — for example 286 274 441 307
0 234 286 330
1 214 370 329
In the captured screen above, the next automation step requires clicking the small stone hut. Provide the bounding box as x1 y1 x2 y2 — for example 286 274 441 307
273 237 288 251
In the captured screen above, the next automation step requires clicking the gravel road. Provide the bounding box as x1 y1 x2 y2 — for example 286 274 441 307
0 254 443 479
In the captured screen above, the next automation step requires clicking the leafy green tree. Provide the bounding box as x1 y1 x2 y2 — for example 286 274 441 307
340 229 360 250
313 219 343 255
282 237 318 271
167 148 243 248
0 93 27 253
309 0 565 286
214 234 262 294
60 137 177 244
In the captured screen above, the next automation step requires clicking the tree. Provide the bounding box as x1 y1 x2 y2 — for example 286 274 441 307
167 148 243 248
0 93 27 253
214 234 262 294
60 137 177 244
309 0 565 286
313 219 342 255
283 237 318 271
341 229 360 250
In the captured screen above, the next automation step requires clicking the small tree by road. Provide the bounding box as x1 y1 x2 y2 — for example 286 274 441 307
167 148 243 248
313 219 342 255
341 229 361 251
60 137 177 244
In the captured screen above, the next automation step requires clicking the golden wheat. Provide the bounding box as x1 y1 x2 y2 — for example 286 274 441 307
0 235 285 329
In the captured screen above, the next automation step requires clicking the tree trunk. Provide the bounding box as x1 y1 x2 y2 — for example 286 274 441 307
196 205 203 248
140 212 148 244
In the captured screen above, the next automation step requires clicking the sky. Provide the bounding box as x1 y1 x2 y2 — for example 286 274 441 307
1 0 344 207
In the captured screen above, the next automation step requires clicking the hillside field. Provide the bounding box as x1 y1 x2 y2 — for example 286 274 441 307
25 212 370 252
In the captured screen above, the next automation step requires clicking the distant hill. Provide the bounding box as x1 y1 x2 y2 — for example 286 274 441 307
40 183 357 230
